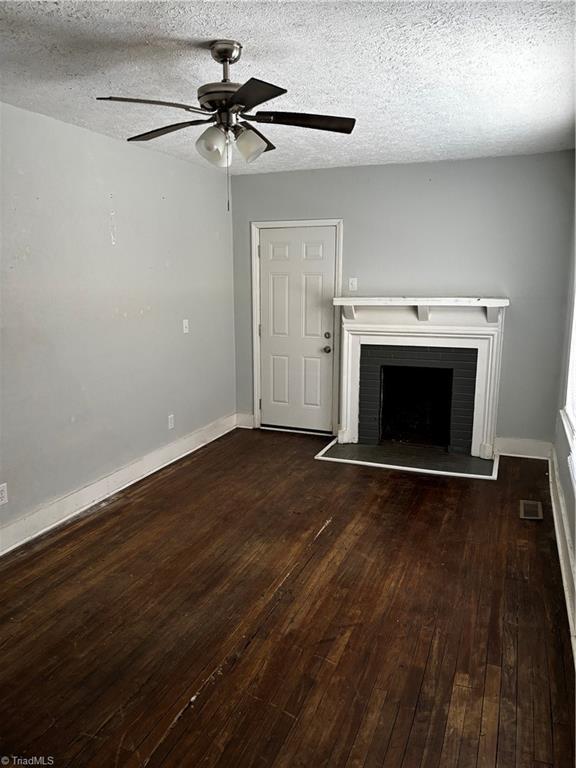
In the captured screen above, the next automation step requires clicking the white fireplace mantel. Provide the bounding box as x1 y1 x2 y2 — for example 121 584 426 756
334 296 510 322
334 296 509 459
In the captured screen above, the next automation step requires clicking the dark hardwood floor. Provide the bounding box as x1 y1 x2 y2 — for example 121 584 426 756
0 429 573 767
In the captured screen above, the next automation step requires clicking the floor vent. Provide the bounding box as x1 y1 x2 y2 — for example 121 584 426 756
519 499 543 520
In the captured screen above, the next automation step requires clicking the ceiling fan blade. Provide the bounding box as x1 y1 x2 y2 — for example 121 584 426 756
127 118 214 142
239 121 275 152
251 111 356 134
97 96 211 116
229 78 287 111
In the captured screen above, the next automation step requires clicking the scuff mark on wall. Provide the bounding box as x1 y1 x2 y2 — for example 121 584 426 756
109 209 116 246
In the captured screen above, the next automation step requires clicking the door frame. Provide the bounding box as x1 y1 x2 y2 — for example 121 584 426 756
251 219 344 433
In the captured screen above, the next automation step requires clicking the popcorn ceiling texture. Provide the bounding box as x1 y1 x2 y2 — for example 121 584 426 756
0 1 573 174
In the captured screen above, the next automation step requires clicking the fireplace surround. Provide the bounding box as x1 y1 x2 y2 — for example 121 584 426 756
333 297 509 460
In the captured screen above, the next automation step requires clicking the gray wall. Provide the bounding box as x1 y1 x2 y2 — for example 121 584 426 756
232 152 574 440
1 103 235 527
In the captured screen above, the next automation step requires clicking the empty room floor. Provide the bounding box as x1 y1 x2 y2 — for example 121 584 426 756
0 430 573 767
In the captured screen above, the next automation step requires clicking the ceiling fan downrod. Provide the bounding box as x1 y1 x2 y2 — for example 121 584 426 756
210 39 243 83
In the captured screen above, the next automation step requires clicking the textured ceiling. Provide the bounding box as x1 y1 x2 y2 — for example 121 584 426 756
0 1 574 174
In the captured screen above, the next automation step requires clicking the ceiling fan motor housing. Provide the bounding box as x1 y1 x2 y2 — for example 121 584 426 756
197 81 242 112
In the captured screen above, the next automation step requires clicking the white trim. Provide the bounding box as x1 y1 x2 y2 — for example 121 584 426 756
0 413 244 558
560 407 576 447
559 408 576 499
315 438 499 480
333 297 510 322
549 448 576 663
236 413 255 429
251 224 262 428
568 453 576 492
333 297 510 308
250 219 343 433
261 426 332 437
338 319 505 459
334 297 508 325
494 437 553 459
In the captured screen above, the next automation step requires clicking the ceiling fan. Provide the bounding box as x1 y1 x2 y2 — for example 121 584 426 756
97 39 356 167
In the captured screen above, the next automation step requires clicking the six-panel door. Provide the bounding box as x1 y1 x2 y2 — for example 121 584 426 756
259 226 337 431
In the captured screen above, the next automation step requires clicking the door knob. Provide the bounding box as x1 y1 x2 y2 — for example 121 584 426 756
324 331 331 339
322 346 332 354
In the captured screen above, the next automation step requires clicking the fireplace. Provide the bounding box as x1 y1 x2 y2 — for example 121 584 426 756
333 297 509 460
358 345 477 453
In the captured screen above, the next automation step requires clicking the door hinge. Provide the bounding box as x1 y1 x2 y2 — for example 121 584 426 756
259 398 262 410
258 323 261 337
257 244 261 258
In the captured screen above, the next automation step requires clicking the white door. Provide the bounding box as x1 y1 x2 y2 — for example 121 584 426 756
259 225 337 432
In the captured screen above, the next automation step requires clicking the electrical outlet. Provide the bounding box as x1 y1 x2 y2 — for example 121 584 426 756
0 483 7 506
168 414 175 430
348 277 358 292
182 319 189 334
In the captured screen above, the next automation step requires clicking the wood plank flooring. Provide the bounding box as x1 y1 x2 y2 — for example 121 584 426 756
0 429 573 767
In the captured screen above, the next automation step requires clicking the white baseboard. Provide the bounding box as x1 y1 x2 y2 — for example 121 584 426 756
549 449 576 662
235 413 255 429
494 437 553 459
0 412 244 559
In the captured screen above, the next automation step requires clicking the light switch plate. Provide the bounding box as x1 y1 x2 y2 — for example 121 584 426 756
348 277 358 292
183 319 190 334
0 483 7 506
168 414 175 430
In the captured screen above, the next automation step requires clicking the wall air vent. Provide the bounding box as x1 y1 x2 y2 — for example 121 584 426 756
519 499 543 520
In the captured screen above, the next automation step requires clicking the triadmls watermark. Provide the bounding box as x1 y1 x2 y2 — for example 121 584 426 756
1 758 54 766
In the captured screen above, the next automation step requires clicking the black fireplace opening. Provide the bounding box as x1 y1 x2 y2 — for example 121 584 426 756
380 365 453 448
358 345 477 454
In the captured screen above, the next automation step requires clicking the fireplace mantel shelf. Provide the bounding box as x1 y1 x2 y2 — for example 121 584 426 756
333 296 510 322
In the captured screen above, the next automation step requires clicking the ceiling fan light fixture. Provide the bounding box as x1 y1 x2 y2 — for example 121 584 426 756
235 126 268 163
195 125 231 167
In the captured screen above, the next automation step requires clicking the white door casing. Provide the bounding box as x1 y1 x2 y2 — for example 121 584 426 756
255 223 340 432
